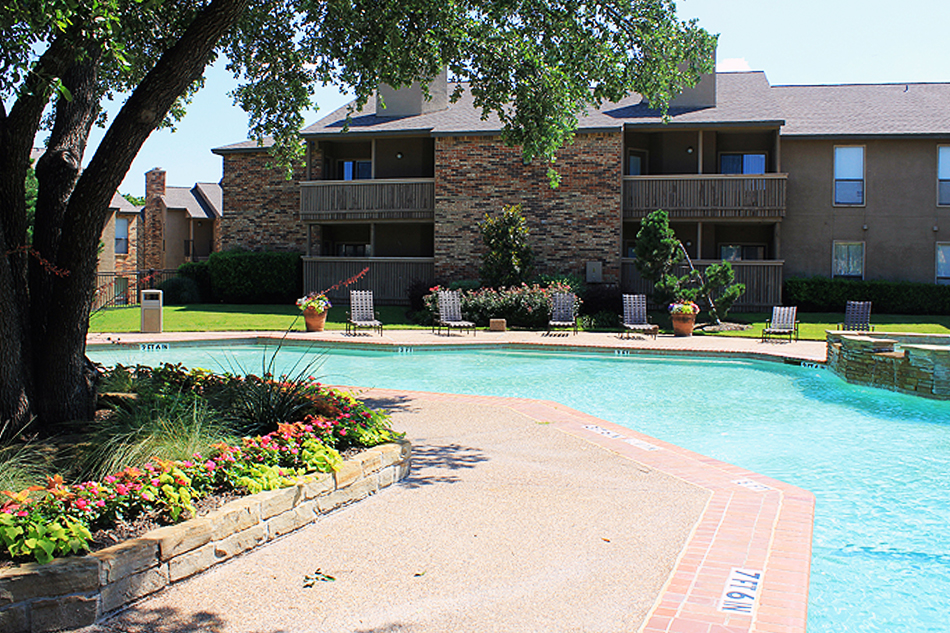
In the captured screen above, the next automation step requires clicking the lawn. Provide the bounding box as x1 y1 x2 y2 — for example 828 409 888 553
89 304 950 340
89 304 428 333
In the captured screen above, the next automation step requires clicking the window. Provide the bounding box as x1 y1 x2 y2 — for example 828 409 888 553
937 243 950 284
939 146 950 205
337 160 372 180
720 153 766 175
720 244 766 261
115 218 129 255
628 150 648 176
833 241 864 278
834 146 864 205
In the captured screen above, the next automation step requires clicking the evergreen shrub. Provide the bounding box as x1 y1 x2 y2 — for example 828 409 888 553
784 277 950 315
207 250 302 304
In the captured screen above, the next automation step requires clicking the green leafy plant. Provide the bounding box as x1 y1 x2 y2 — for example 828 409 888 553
479 204 535 288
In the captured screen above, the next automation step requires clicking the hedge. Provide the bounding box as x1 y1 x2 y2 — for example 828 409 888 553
784 277 950 315
207 250 303 304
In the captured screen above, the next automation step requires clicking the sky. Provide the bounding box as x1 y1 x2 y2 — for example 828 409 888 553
73 0 950 198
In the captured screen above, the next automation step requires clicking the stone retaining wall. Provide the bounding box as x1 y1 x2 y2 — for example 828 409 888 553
827 331 950 399
0 441 411 633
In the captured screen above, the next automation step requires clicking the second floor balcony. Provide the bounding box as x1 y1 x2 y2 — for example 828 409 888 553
623 174 787 220
300 178 435 221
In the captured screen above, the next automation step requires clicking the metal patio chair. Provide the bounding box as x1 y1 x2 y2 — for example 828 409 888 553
840 301 874 332
433 290 475 336
547 292 578 335
621 294 659 339
346 290 383 336
762 306 799 342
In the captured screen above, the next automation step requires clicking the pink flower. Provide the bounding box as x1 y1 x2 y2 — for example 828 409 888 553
104 475 117 484
115 484 129 496
16 510 28 517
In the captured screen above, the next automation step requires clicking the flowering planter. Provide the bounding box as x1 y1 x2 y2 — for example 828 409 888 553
671 313 696 337
304 308 327 332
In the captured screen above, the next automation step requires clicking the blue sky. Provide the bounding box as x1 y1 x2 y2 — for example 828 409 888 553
82 0 950 197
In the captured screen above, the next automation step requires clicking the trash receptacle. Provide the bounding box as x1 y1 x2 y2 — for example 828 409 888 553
141 289 163 333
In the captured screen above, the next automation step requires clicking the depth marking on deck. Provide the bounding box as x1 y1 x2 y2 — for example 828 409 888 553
582 424 661 451
139 343 170 351
733 478 774 492
718 568 763 614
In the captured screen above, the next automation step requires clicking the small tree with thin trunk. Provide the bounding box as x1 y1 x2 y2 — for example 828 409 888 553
634 209 744 324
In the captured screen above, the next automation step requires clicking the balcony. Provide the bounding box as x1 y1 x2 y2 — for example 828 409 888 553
623 174 787 220
621 259 784 312
300 179 435 221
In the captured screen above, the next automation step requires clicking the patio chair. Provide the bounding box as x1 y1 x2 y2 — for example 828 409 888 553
621 294 658 339
346 290 383 336
840 301 874 332
547 292 578 335
433 290 475 336
762 306 799 342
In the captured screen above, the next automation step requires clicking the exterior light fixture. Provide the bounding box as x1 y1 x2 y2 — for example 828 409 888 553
396 152 403 159
686 146 694 154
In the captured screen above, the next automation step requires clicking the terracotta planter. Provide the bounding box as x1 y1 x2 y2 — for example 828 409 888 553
670 313 696 337
304 308 328 332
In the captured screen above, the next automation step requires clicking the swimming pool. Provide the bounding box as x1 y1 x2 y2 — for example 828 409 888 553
88 342 950 633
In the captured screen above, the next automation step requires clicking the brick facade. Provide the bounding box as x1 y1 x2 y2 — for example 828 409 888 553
434 132 623 282
217 151 313 252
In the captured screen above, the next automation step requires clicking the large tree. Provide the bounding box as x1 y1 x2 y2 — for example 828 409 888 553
0 0 715 431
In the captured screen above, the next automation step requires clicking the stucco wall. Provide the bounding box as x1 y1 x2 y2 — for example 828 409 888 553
782 137 950 283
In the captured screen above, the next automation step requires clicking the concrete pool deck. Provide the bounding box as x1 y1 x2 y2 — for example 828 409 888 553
86 330 818 633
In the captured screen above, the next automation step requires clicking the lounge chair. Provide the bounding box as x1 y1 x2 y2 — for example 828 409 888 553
433 290 475 336
346 290 383 336
762 306 799 342
548 292 578 334
840 301 873 332
621 294 658 339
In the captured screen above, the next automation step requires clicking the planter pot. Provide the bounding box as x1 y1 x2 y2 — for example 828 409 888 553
304 308 328 332
670 313 696 337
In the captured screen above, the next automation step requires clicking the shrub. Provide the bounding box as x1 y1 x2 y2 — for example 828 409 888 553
784 277 950 315
424 282 577 329
178 261 212 302
207 250 302 304
478 204 535 287
579 283 621 317
157 276 201 305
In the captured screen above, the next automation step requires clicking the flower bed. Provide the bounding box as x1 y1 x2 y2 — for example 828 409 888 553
424 282 578 329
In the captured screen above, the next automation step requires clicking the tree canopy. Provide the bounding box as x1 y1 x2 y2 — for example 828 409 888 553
0 0 715 430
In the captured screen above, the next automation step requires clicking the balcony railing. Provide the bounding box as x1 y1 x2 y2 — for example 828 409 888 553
621 259 784 312
623 174 787 219
302 257 434 305
300 179 435 221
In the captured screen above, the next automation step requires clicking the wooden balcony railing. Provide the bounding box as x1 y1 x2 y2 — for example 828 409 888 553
621 259 784 312
623 174 787 219
302 257 434 305
300 179 435 221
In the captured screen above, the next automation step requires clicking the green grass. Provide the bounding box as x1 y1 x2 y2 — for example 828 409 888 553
89 304 950 340
695 312 950 340
89 304 428 333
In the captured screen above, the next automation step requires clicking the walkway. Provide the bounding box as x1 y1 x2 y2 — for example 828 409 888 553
85 330 818 633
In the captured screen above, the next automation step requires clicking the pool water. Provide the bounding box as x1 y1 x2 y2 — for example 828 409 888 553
88 343 950 633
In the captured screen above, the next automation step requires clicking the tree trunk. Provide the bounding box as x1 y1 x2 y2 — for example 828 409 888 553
1 0 250 432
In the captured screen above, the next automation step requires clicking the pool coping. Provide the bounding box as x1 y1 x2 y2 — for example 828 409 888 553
87 331 817 632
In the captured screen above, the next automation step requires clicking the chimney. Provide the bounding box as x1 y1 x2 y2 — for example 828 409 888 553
669 48 717 109
376 68 449 117
145 167 166 200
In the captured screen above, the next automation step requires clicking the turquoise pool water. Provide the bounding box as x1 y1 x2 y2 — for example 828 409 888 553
88 342 950 632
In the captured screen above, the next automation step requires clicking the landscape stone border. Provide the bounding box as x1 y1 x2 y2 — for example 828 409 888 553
0 441 411 633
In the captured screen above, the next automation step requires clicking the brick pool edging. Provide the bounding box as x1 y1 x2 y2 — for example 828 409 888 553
352 387 815 633
0 441 411 633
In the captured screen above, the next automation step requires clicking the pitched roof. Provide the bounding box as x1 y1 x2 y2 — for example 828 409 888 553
214 72 950 151
162 183 222 218
773 82 950 136
109 193 140 214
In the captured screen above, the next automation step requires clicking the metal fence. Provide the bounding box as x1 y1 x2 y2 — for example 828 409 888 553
94 269 178 310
